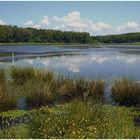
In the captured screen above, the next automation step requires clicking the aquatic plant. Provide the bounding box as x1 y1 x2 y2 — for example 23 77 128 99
11 67 35 85
0 86 16 111
23 80 56 108
0 70 16 111
112 78 140 106
0 69 5 84
58 78 105 102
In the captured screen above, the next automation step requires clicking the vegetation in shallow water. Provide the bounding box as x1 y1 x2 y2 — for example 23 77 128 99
112 78 140 106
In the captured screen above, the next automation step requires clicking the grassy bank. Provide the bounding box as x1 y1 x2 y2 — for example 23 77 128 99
0 67 140 138
0 100 139 139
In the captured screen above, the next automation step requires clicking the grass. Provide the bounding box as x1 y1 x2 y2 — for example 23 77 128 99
0 124 30 139
11 66 54 84
0 69 5 84
26 100 140 138
0 67 140 138
11 67 36 85
10 67 105 108
112 78 140 106
22 80 55 108
0 69 16 111
58 78 105 102
2 101 138 139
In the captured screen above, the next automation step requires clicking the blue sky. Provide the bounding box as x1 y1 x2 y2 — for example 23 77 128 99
0 1 140 35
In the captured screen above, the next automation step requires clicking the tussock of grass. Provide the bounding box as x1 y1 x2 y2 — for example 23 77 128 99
112 78 140 106
11 66 54 84
58 78 105 102
0 69 5 84
0 70 16 111
22 80 55 108
11 67 35 85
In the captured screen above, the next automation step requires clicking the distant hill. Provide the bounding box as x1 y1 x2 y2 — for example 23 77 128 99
91 32 140 44
0 25 140 44
0 25 90 44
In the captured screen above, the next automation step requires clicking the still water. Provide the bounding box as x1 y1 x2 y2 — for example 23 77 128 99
0 45 140 80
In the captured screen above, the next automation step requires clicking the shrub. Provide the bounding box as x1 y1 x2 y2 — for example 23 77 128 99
112 78 140 106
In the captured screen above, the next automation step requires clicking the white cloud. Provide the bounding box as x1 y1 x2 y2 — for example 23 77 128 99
116 55 136 64
125 21 138 28
20 11 140 35
52 11 111 34
40 16 49 26
116 25 126 32
116 20 139 34
23 20 41 29
0 19 7 25
23 20 34 26
23 16 50 29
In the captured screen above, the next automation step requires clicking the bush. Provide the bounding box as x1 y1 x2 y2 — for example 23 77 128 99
112 78 140 106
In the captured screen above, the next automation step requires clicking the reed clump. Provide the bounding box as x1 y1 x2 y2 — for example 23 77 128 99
11 67 35 85
58 78 105 102
23 80 55 108
0 70 16 111
11 66 54 85
112 78 140 106
0 69 5 84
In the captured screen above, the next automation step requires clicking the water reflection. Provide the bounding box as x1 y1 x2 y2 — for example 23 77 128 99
0 46 140 80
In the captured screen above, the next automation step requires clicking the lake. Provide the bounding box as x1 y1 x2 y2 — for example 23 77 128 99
0 45 140 80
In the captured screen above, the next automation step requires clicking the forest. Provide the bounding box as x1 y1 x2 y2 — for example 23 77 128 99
0 25 140 44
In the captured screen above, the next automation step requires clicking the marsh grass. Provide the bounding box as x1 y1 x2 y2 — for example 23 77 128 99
10 67 105 107
58 78 105 102
11 67 35 85
112 78 140 106
0 70 16 111
11 66 54 84
22 80 54 108
28 100 139 139
0 69 5 84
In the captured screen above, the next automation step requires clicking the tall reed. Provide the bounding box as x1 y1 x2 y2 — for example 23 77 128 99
0 70 16 111
58 78 105 102
112 78 140 106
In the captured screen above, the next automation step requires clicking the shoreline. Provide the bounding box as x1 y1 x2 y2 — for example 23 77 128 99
0 42 140 46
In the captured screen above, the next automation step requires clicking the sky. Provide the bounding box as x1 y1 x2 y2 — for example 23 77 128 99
0 1 140 35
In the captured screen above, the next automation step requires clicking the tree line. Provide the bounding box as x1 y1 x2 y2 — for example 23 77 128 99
0 25 90 43
91 32 140 43
0 25 140 44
